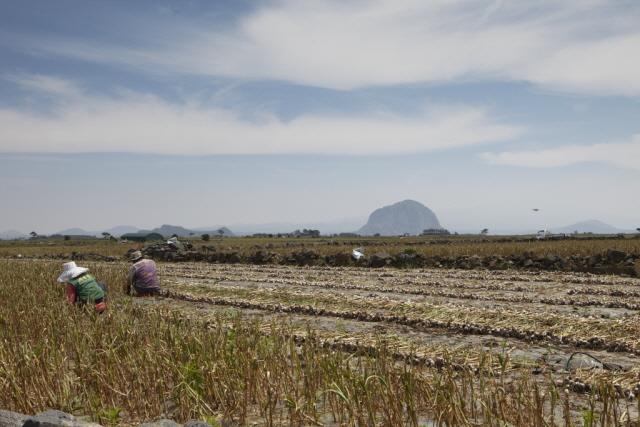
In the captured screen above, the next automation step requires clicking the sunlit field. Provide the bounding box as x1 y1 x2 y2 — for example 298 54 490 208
2 234 639 260
1 253 640 425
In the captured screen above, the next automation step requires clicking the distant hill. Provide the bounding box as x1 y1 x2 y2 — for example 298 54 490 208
359 200 443 236
49 224 233 238
0 229 27 240
149 224 234 238
55 228 93 236
212 227 234 237
226 218 366 235
191 226 235 237
552 220 630 234
53 226 140 238
149 224 194 237
103 225 139 237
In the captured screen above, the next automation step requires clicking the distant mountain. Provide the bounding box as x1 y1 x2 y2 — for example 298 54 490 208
209 227 234 237
55 228 93 236
103 225 139 237
359 200 443 236
0 229 27 240
150 224 234 237
49 224 233 238
52 226 139 238
150 224 195 237
222 218 366 235
552 220 630 234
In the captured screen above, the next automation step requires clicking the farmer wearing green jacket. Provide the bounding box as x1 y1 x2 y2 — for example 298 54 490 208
57 262 107 313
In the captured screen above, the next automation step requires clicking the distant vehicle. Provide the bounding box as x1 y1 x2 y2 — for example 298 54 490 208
536 229 549 239
536 230 568 240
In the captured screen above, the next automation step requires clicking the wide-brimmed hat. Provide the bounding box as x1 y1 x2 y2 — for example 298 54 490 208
57 261 89 283
129 250 143 262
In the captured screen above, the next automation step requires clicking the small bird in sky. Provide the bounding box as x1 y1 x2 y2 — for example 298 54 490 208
532 208 540 212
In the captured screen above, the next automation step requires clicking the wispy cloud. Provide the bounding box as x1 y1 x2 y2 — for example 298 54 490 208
13 0 640 95
481 135 640 170
6 74 83 98
0 75 520 155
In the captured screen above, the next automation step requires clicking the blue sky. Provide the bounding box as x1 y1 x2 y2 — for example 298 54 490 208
0 0 639 233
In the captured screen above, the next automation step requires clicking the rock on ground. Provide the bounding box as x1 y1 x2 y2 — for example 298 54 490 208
138 420 182 427
183 422 212 427
0 409 213 427
0 409 28 427
22 410 101 427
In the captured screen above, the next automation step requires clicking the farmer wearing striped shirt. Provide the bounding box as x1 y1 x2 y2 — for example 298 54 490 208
57 262 107 313
127 251 161 296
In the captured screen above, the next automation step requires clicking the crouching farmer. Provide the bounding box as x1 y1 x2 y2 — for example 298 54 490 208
57 262 107 313
128 251 161 296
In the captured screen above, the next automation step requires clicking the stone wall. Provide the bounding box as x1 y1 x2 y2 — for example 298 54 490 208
138 243 639 277
0 409 216 427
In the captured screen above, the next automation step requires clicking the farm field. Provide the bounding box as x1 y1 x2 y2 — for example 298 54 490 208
4 2 640 425
160 263 640 378
2 256 640 426
2 234 640 260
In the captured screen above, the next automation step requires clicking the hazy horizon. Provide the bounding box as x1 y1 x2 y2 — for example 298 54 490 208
3 200 636 237
1 1 639 233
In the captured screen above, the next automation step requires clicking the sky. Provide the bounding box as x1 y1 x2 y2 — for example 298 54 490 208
0 0 639 234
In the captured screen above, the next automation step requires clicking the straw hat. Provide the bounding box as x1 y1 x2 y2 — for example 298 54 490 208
57 261 89 283
129 250 143 262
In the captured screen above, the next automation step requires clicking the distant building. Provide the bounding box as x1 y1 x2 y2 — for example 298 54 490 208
49 234 96 240
292 229 321 238
338 233 360 237
120 232 164 242
422 228 451 235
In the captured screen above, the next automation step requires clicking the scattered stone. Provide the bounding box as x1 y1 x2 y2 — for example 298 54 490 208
23 410 101 427
606 249 627 263
248 250 279 264
287 249 320 266
564 353 604 371
545 254 560 265
138 419 182 427
325 252 353 266
183 421 212 427
0 409 209 427
0 409 28 427
391 252 423 268
467 255 482 268
369 252 392 268
137 241 195 262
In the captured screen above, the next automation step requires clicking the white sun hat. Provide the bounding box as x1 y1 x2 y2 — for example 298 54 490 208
57 261 89 283
129 250 143 262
